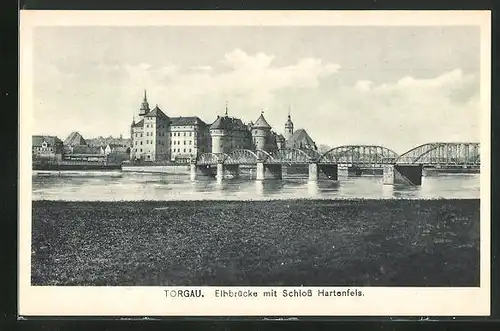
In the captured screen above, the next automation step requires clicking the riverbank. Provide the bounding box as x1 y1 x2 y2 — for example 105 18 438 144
31 199 480 286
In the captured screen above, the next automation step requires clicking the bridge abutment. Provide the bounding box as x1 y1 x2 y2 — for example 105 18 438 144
383 164 423 186
256 162 282 181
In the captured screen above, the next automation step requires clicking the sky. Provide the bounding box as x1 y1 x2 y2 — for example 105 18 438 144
32 26 481 153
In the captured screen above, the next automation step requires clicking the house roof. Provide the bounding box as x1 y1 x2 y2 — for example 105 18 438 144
285 129 317 149
253 113 271 129
64 132 87 146
32 135 62 147
170 116 206 126
144 105 169 119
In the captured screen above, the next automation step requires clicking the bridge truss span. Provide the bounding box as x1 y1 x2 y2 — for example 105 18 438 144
396 142 480 166
318 145 398 165
268 148 321 164
197 152 229 165
224 149 275 165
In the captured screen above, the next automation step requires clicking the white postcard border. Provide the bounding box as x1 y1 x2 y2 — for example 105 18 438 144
19 10 491 316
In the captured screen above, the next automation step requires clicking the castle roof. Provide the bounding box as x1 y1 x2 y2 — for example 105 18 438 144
144 105 169 119
170 116 206 126
253 113 271 129
63 132 87 146
285 129 317 149
210 116 248 131
132 119 144 127
32 135 62 148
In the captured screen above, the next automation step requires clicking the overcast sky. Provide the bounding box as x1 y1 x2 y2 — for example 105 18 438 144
32 26 480 153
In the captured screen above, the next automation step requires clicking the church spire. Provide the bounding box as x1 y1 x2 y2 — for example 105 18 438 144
225 101 228 117
285 104 294 141
139 89 150 116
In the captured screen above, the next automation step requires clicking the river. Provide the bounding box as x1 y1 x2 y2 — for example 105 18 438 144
31 170 480 201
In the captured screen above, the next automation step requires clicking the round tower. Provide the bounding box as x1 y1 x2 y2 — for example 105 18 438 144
252 112 272 151
284 109 294 141
139 89 150 116
210 115 226 154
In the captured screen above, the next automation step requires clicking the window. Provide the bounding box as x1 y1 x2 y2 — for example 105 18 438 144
189 141 192 145
140 142 143 145
184 149 186 152
189 132 192 136
184 141 186 145
183 132 186 137
140 149 143 152
189 149 192 153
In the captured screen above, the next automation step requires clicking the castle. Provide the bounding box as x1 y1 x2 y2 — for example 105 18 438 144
130 91 316 162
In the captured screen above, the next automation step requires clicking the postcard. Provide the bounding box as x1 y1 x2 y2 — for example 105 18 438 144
19 10 491 316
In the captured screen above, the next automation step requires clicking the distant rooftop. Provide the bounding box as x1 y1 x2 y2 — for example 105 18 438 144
32 135 62 147
63 132 87 146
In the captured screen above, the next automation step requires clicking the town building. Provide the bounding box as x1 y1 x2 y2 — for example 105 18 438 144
130 91 211 162
32 135 64 161
285 128 317 150
86 136 131 149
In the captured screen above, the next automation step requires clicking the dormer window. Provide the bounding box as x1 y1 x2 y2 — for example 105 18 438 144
42 141 47 149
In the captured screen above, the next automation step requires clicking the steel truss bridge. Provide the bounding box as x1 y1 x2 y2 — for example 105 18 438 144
196 142 480 167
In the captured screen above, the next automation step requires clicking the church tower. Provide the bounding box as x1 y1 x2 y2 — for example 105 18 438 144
284 106 294 140
139 89 150 116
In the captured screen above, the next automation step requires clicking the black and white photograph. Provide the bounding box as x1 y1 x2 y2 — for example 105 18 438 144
19 11 491 316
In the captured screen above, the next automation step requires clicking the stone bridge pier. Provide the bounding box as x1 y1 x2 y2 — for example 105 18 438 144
383 164 423 186
256 161 282 181
216 162 240 180
190 162 217 181
308 162 338 181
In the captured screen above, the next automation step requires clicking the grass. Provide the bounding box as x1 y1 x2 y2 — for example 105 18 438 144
31 199 480 286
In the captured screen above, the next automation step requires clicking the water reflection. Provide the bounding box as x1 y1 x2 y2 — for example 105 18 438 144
32 171 481 201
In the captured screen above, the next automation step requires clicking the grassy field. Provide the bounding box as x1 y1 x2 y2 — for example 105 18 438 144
31 199 480 286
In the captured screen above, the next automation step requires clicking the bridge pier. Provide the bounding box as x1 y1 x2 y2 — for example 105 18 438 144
190 163 216 181
383 164 423 186
256 162 282 181
215 162 239 180
309 163 338 181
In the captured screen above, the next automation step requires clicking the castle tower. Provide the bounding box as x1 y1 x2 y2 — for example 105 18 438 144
139 89 150 116
284 106 294 141
210 115 227 154
252 111 272 151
